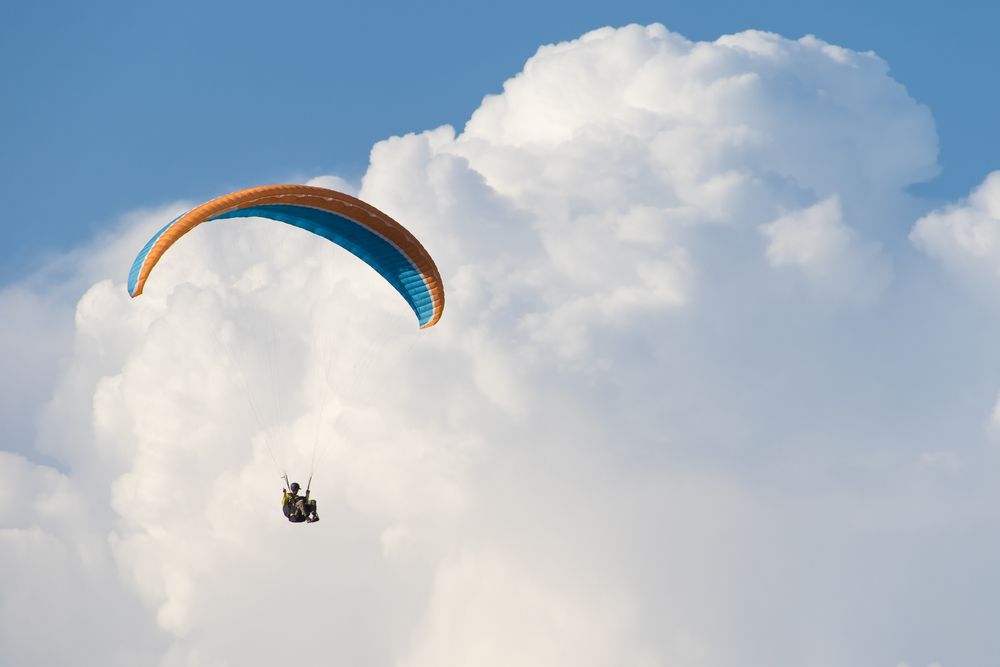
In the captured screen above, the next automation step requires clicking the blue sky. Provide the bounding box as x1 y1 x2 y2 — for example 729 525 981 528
2 0 997 282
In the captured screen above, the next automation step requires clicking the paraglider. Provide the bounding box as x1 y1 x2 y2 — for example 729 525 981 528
282 481 319 523
127 184 445 524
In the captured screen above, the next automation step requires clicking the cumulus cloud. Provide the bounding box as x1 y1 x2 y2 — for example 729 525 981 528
760 195 891 300
2 22 996 667
306 174 359 196
911 170 1000 281
0 451 166 665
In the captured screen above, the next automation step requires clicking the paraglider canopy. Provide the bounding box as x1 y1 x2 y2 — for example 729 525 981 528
127 184 445 328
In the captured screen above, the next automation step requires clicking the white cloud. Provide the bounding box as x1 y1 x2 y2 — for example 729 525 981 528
306 174 359 196
0 452 167 665
911 170 1000 281
1 22 995 667
760 196 891 300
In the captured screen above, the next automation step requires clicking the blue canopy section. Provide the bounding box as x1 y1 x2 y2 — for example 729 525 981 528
127 215 182 295
211 204 435 326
